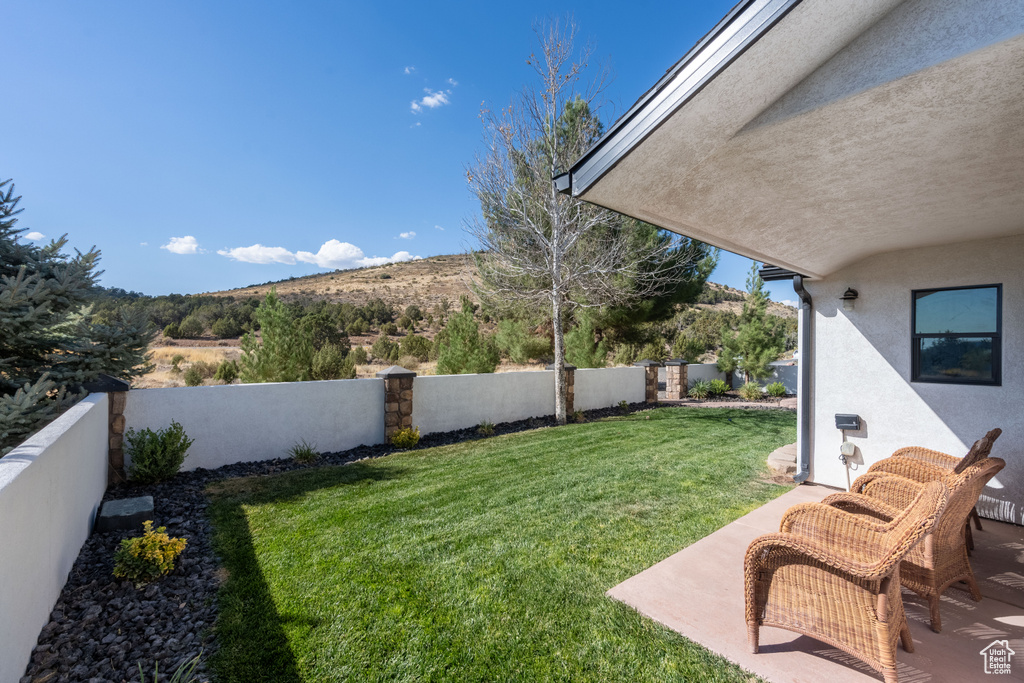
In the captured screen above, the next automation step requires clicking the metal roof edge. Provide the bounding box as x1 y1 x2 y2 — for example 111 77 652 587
563 0 804 197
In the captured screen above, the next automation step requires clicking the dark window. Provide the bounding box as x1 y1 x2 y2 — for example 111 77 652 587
911 285 1001 385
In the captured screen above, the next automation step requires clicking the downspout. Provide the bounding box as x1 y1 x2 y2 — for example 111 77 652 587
793 275 812 483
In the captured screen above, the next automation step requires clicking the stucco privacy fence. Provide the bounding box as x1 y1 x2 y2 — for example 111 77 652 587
676 361 799 395
0 364 654 680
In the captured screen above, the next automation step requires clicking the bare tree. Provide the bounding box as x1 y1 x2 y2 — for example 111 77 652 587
467 19 705 424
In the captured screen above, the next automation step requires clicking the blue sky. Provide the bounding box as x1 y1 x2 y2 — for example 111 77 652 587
6 0 797 306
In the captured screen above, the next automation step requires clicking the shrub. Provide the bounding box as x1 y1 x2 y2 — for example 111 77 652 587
211 317 243 339
638 340 668 363
192 360 217 378
163 323 181 339
477 420 495 437
436 301 499 375
138 652 203 683
380 322 399 336
565 313 609 368
288 439 319 463
671 332 706 364
213 359 239 383
709 379 729 396
618 400 630 414
390 426 420 449
397 315 414 331
371 334 398 363
125 420 194 483
765 381 787 397
739 381 764 401
688 379 712 400
177 315 205 339
397 355 420 372
349 346 368 365
183 366 203 387
312 343 355 380
399 334 432 362
572 409 586 423
347 319 367 336
113 521 187 587
171 354 185 371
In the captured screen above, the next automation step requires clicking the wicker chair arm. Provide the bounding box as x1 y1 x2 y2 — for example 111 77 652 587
865 457 950 484
820 492 900 522
890 446 958 469
780 502 888 546
745 532 889 580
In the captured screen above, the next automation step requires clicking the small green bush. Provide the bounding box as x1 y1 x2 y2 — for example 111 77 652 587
765 381 787 397
380 322 399 336
211 317 243 339
170 354 185 372
192 360 217 378
183 366 203 387
399 334 432 362
163 323 181 339
139 651 203 683
113 520 187 587
688 379 712 400
125 420 194 483
397 355 420 372
349 346 368 365
177 315 205 339
288 439 319 463
638 341 668 363
390 426 421 449
572 409 586 423
618 400 630 414
709 379 729 396
371 334 398 362
214 359 239 383
739 381 764 401
312 344 355 380
477 420 495 437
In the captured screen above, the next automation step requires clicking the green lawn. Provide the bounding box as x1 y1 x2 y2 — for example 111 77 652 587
208 407 795 682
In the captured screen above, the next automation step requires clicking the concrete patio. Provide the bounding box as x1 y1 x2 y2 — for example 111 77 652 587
609 484 1024 682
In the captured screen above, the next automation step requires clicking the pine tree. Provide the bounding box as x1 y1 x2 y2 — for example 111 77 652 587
717 264 784 381
436 299 499 375
0 179 153 453
239 289 313 383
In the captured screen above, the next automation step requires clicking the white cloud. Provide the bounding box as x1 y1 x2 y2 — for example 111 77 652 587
24 231 46 241
411 88 451 113
140 242 149 247
217 239 420 270
161 235 201 255
398 231 416 239
404 66 416 75
434 225 444 231
447 77 458 86
779 299 799 308
217 244 296 265
296 239 419 269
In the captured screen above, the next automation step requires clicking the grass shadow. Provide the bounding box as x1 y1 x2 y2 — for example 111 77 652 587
207 461 405 683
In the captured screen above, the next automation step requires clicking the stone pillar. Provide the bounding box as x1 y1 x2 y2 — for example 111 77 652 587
83 373 132 486
664 359 688 400
545 363 576 415
377 366 416 438
633 360 661 403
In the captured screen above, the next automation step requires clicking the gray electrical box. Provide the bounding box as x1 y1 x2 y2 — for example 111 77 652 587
835 414 861 430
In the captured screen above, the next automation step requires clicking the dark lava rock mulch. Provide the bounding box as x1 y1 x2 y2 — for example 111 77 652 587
21 402 649 683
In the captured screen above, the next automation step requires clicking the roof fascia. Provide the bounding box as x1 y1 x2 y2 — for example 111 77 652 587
565 0 803 196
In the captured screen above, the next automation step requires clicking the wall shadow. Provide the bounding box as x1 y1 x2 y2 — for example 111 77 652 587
206 461 405 682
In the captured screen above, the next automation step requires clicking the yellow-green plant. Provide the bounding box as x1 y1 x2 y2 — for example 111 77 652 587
709 379 729 396
477 420 495 437
738 381 764 401
114 521 187 587
765 381 787 397
389 426 420 449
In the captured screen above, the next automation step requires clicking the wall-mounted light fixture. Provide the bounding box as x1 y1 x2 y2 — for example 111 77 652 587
840 287 859 311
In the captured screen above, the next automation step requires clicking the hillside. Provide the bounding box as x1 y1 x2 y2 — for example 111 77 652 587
206 254 797 318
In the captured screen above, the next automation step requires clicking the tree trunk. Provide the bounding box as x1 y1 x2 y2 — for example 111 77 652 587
552 290 567 425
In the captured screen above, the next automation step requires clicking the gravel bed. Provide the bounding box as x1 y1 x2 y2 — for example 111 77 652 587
21 402 649 683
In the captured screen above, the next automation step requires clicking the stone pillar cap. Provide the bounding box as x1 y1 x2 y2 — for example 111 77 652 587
545 363 577 371
664 358 688 366
82 373 131 393
632 360 662 367
376 366 417 378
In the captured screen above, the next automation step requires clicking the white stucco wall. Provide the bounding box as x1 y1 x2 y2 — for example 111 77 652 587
686 363 728 385
0 394 109 683
574 367 645 411
806 235 1023 523
124 380 385 470
413 371 555 434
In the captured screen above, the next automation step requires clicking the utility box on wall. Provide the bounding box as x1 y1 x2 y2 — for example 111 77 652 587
835 414 861 431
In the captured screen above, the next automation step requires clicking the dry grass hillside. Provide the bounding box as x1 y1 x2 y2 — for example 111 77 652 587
205 254 796 318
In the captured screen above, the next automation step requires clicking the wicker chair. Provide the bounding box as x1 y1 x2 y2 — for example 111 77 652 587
883 428 1001 543
745 481 947 683
823 458 1004 633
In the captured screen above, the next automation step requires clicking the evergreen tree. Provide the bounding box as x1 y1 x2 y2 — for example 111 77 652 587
239 289 313 383
436 299 499 375
564 311 609 368
0 179 153 453
717 264 784 381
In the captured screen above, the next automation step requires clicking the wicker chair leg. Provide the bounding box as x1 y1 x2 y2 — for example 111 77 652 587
966 521 974 553
971 506 983 531
747 622 760 654
900 623 914 653
965 573 983 601
928 595 942 633
882 668 899 683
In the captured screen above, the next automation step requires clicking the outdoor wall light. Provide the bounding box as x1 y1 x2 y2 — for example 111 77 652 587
840 288 859 311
